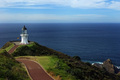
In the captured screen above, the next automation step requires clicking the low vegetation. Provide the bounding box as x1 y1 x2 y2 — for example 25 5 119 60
2 41 120 80
0 49 30 80
11 42 120 80
2 42 14 51
36 56 76 80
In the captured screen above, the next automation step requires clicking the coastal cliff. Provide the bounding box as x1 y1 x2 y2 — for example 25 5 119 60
93 59 120 74
0 41 120 80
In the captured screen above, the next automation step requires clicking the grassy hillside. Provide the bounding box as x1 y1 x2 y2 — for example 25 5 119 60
1 41 120 80
36 56 76 80
1 42 14 52
16 56 76 80
0 49 30 80
10 42 120 80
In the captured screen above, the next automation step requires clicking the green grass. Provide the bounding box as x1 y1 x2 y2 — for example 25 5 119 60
0 50 30 80
16 56 76 80
35 56 56 70
26 42 34 47
8 41 120 80
5 43 14 52
0 49 6 53
35 56 76 80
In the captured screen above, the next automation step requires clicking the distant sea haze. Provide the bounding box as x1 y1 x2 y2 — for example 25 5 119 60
0 23 120 66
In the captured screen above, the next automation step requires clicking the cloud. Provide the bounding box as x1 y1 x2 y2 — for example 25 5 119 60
0 0 120 10
107 1 120 10
0 13 107 23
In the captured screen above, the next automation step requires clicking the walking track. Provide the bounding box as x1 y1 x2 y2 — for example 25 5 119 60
8 45 19 54
16 59 54 80
8 44 54 80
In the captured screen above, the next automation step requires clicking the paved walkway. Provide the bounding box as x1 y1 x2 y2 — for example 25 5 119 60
16 59 54 80
8 45 19 54
8 42 54 80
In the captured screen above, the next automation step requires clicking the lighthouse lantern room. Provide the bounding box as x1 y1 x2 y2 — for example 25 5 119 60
20 25 29 44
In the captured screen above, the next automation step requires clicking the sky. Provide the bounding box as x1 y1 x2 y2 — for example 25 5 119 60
0 0 120 23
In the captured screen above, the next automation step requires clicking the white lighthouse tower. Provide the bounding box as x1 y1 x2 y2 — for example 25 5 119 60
20 25 29 44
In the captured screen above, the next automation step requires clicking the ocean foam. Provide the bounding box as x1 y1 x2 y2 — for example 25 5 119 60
116 66 120 69
83 60 103 65
83 60 120 70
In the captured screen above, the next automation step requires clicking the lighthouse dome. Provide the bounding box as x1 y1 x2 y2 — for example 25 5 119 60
22 25 27 30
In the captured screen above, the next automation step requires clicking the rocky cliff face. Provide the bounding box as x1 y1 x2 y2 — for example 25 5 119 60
93 59 120 74
103 59 119 74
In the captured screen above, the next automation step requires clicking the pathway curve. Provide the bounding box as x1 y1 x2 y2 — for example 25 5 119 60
8 43 54 80
16 59 54 80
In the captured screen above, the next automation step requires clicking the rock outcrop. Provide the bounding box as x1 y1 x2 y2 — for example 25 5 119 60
93 63 103 69
103 59 119 74
93 59 120 74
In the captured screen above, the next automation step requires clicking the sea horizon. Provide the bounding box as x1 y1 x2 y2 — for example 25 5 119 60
0 23 120 66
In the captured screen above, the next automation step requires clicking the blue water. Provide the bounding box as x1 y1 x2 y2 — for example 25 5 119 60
0 23 120 66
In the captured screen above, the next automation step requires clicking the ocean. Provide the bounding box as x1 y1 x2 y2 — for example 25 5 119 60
0 23 120 66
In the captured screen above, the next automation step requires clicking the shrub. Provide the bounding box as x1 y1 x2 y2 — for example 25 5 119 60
0 49 30 80
9 42 120 80
72 56 81 61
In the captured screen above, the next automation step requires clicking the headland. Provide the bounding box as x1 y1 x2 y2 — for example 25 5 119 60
0 41 120 80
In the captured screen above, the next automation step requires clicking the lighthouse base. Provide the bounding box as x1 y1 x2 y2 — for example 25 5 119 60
20 34 29 44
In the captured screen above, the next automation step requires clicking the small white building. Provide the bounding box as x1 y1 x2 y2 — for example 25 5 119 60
20 25 29 44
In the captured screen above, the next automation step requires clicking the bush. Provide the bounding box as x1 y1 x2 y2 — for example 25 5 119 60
0 49 30 80
73 56 81 61
2 42 13 49
8 42 120 80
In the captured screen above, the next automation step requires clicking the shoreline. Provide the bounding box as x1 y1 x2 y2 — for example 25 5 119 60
82 60 120 69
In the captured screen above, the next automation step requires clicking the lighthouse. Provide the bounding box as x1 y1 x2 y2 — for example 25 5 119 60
20 25 29 44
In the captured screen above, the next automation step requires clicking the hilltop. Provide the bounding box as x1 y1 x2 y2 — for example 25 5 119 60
1 41 120 80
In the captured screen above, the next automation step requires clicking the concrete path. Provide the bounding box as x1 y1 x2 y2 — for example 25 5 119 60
16 59 54 80
8 45 19 54
8 43 54 80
